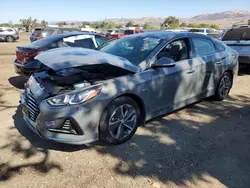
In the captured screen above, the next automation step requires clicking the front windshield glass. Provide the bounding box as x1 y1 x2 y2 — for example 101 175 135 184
100 36 162 66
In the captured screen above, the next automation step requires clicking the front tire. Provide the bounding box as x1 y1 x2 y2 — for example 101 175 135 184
6 36 15 42
214 72 232 101
99 96 140 145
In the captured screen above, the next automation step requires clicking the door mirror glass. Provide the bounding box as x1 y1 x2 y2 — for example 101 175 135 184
151 57 176 68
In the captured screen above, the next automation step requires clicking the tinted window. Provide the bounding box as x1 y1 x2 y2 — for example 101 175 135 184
124 30 134 35
158 39 189 62
206 29 213 34
190 29 204 33
101 36 162 65
0 29 4 32
95 36 109 47
222 28 250 41
65 38 95 49
192 38 215 56
7 29 13 32
32 29 42 37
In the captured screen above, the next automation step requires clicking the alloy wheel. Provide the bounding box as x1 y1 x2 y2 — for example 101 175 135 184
108 104 137 140
6 36 14 42
219 75 231 98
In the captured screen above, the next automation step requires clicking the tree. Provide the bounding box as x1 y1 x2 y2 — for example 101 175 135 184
19 17 32 32
161 16 180 29
125 21 134 27
70 22 75 26
180 22 187 27
188 23 197 28
116 24 123 29
56 21 67 27
197 23 209 28
133 24 140 27
143 22 152 30
82 21 90 27
41 20 48 27
210 24 219 30
101 21 116 29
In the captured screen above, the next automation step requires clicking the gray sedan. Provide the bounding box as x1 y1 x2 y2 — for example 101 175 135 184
20 32 239 145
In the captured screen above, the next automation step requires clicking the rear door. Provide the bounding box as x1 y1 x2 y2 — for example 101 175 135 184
190 37 217 96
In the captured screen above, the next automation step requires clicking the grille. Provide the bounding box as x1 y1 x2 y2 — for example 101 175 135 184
25 91 40 122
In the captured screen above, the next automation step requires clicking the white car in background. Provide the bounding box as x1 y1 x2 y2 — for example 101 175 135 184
222 25 250 65
189 28 214 35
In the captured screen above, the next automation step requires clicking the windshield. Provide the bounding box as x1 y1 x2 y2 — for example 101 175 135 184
100 36 162 65
222 28 250 41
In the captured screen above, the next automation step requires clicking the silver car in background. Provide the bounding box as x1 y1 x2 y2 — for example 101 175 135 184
0 27 19 42
222 25 250 64
20 32 239 145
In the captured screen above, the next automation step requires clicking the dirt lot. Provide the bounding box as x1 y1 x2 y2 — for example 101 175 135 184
0 33 250 188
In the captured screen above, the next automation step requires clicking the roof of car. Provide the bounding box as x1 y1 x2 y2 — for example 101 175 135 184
44 31 102 40
127 31 212 40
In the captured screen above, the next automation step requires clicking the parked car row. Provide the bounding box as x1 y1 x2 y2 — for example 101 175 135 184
17 32 239 145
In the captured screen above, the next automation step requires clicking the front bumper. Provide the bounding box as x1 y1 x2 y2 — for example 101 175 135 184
20 91 102 145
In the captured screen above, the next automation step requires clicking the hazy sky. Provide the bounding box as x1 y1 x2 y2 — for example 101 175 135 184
0 0 250 23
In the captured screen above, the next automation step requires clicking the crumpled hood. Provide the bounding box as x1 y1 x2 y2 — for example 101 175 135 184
34 47 140 73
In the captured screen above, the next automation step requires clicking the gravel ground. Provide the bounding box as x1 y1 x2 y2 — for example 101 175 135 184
0 33 250 188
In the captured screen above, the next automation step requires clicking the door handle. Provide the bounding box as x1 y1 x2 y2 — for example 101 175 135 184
187 69 195 74
216 57 226 64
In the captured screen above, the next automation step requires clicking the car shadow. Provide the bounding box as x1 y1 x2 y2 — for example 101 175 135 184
238 64 250 76
12 105 88 152
8 76 29 89
94 95 250 188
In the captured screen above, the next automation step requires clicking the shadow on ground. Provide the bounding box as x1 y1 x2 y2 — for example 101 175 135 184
0 106 87 181
2 94 250 187
95 95 250 187
8 76 28 89
238 64 250 76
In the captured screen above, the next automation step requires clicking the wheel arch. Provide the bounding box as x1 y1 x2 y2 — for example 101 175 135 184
100 93 146 127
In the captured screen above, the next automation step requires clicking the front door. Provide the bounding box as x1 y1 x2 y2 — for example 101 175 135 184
148 38 198 116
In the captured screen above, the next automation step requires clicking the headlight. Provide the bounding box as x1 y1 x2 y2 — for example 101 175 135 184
47 87 101 106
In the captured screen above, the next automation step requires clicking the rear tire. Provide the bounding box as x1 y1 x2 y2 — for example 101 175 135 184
214 72 233 101
99 96 140 145
6 36 14 42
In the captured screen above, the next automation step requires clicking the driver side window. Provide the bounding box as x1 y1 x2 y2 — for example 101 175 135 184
157 39 189 62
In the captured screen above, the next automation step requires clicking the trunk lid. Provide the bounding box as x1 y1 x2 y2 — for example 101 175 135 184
34 47 140 73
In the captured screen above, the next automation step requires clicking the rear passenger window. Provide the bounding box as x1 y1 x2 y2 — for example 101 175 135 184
192 38 215 57
64 38 96 49
0 29 4 32
95 36 109 47
213 39 226 52
7 29 13 32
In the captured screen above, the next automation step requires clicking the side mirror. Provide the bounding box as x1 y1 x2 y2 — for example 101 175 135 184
151 57 176 69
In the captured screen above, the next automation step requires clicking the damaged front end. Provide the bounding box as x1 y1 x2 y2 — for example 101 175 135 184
20 47 139 144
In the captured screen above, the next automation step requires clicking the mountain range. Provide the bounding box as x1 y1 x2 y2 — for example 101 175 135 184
50 10 250 28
